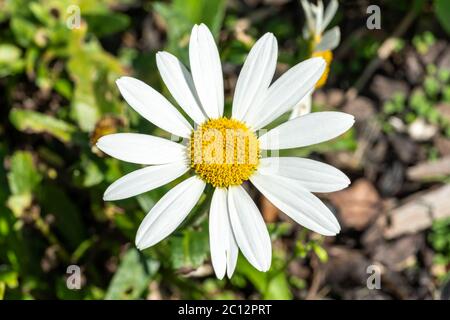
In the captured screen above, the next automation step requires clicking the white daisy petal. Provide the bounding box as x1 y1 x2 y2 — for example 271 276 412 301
189 24 224 118
96 133 186 165
316 26 340 52
156 51 206 124
259 111 354 150
322 0 339 32
250 172 340 236
116 77 192 138
248 57 326 130
136 176 206 250
258 157 350 193
103 161 189 201
227 185 271 272
233 33 278 122
314 0 324 36
290 90 313 119
209 188 238 279
301 0 315 33
226 235 239 278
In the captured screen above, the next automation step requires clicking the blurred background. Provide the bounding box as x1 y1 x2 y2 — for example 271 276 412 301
1 0 450 300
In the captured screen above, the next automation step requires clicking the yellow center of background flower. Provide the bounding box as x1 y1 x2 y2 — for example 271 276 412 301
312 50 333 89
189 118 260 188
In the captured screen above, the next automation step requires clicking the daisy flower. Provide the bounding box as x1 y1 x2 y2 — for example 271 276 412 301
97 24 354 279
291 0 341 118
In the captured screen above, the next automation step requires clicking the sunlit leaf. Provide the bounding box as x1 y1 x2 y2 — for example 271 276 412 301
105 248 159 300
9 109 76 143
7 151 41 196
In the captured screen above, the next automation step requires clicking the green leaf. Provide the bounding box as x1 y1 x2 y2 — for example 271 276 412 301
10 18 36 47
105 248 159 300
0 267 19 289
435 0 450 34
6 151 41 216
0 43 20 64
9 109 76 143
66 26 124 131
169 224 209 269
6 194 32 218
235 250 292 299
72 155 104 188
36 184 86 249
7 151 41 196
154 0 226 61
29 2 55 26
265 272 292 300
0 282 4 300
83 13 130 37
312 243 329 263
0 44 24 76
0 144 10 205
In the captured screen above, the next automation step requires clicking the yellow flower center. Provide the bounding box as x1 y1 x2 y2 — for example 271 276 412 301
189 118 260 188
312 50 333 89
313 34 322 46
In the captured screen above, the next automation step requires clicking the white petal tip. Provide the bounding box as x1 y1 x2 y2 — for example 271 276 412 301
135 243 146 251
324 225 341 236
95 137 109 152
103 189 121 201
215 272 226 280
344 114 356 130
261 265 271 272
102 194 113 201
135 237 151 251
255 264 271 273
115 77 130 88
310 56 326 65
155 51 167 58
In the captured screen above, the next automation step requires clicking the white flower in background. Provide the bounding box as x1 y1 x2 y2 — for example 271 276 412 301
97 23 354 279
291 0 341 118
302 0 340 52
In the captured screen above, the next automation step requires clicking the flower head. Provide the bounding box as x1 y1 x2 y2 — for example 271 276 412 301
301 0 340 52
97 24 354 279
291 0 341 118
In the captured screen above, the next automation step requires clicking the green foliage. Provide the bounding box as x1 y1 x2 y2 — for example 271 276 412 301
169 223 210 269
1 0 443 301
0 44 24 77
412 31 436 54
434 0 450 34
234 253 293 300
9 109 77 143
295 230 328 263
6 151 42 217
381 64 450 137
105 248 159 300
154 0 226 62
429 218 450 279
